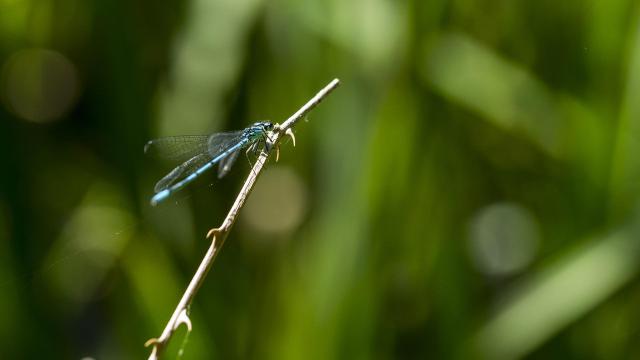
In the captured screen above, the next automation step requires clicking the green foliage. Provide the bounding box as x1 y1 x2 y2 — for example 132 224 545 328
1 0 639 359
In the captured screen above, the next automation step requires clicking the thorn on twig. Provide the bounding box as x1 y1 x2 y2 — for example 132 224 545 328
145 338 160 347
207 228 221 239
174 309 193 332
285 128 296 147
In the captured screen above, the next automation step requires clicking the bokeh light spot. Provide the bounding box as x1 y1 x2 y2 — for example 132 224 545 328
46 182 133 304
243 166 308 237
1 48 79 123
468 202 540 276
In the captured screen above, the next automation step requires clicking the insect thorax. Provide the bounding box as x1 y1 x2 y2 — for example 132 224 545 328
246 121 273 140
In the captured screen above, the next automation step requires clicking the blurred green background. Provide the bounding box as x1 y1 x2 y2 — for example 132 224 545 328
1 0 640 359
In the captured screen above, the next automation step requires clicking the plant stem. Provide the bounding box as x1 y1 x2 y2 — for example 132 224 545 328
146 78 340 360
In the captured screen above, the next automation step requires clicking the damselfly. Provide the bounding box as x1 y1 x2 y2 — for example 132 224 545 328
145 121 274 205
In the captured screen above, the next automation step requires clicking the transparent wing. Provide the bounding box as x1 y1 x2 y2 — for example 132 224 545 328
217 149 241 178
154 153 211 193
207 131 246 158
148 130 250 193
144 135 209 163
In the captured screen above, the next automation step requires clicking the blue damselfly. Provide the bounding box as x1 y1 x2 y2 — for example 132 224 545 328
145 121 274 205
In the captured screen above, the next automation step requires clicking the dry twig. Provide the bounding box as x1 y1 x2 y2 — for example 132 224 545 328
145 78 341 359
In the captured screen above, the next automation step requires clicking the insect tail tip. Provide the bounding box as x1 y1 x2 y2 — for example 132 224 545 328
150 189 170 206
